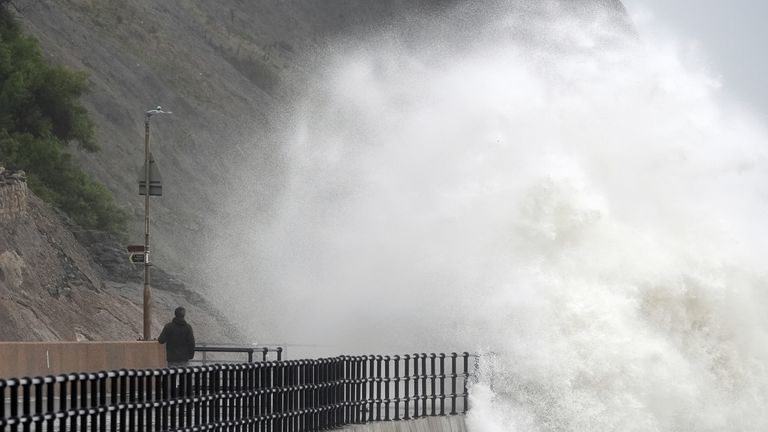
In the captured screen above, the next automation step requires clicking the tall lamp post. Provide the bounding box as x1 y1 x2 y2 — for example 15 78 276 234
141 106 171 341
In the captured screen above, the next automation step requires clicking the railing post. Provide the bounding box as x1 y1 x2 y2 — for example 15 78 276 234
367 356 375 423
420 354 428 417
120 372 128 432
375 356 382 422
137 372 146 432
438 354 446 416
403 355 411 420
98 372 108 432
411 353 419 419
430 353 437 416
213 366 221 428
462 352 470 414
393 355 401 421
143 371 153 431
22 379 30 432
9 380 18 432
355 356 364 425
450 353 458 415
47 377 56 432
33 379 42 432
383 356 391 421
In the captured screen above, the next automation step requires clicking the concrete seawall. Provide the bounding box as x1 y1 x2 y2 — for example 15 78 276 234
338 416 466 432
0 341 165 378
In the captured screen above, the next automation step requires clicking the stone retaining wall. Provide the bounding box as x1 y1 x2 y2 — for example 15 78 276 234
0 168 28 223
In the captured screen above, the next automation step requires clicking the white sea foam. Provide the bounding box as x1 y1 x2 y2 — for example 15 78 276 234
210 2 768 430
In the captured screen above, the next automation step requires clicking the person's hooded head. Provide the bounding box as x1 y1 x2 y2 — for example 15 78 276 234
174 307 186 321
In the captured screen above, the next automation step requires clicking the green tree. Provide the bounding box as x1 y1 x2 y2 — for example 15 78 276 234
0 6 126 237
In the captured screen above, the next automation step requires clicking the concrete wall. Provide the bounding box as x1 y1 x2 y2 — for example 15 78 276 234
338 416 466 432
0 341 166 379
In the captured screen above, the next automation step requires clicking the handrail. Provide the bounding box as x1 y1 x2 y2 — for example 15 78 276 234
194 345 284 362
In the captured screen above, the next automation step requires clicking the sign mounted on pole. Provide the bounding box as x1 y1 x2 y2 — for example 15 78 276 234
126 245 145 253
129 253 146 264
138 152 163 196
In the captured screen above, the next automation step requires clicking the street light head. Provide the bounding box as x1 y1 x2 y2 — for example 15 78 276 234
145 106 173 118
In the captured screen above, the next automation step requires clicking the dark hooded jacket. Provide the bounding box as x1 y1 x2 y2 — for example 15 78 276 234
158 317 195 362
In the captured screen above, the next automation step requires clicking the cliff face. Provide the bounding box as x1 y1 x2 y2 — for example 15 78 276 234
10 0 460 278
0 170 235 341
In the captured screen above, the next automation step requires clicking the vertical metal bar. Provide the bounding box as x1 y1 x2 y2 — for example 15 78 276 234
22 380 30 432
462 353 470 414
213 366 221 428
272 363 281 431
90 375 100 432
194 368 202 428
136 373 144 432
403 355 411 420
228 367 236 426
375 356 382 422
129 373 137 432
201 369 210 427
421 354 428 417
438 354 446 416
430 354 437 416
276 348 283 362
79 375 87 432
46 378 55 432
412 354 419 418
169 370 177 430
34 380 42 427
450 353 458 416
110 375 119 432
144 373 153 432
383 356 391 421
71 379 79 432
119 373 128 432
367 357 375 423
0 383 5 426
357 357 365 425
393 355 401 421
99 374 107 432
9 381 18 432
153 373 161 432
181 369 190 430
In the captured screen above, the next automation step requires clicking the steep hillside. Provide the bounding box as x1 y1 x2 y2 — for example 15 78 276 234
10 0 461 278
0 169 236 341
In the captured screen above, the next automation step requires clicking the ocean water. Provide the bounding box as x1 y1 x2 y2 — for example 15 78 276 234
210 2 768 430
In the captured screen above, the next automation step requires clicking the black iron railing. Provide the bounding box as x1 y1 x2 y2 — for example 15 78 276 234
193 345 284 364
0 352 476 431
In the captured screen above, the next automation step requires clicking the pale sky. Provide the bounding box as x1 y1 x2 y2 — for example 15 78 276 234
624 0 768 118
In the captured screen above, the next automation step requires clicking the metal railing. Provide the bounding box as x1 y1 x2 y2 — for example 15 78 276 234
193 345 284 364
0 352 477 431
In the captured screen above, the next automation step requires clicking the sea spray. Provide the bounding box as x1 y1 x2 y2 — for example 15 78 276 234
208 2 768 430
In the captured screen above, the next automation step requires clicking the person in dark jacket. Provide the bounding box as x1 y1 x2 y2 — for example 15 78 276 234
158 307 195 367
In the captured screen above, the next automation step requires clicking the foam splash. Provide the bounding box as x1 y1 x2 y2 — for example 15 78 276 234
210 2 768 430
